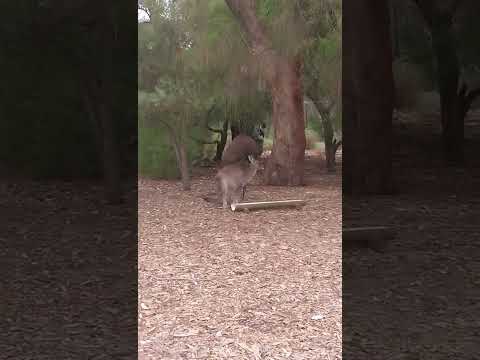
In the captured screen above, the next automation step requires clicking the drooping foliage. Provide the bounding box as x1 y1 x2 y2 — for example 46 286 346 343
138 0 271 178
138 0 342 179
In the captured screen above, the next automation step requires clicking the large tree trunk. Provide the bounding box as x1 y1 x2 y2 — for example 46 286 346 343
76 10 122 204
225 0 306 186
343 0 394 195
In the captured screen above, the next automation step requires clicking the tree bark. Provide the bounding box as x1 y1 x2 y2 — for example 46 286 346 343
323 119 341 173
82 76 122 203
307 95 340 173
343 0 394 195
98 95 122 203
214 119 229 161
83 88 103 168
178 142 191 191
163 121 191 191
171 134 191 191
225 0 306 186
389 0 400 58
94 18 122 204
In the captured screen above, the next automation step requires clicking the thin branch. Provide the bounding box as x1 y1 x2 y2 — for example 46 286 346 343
207 126 223 134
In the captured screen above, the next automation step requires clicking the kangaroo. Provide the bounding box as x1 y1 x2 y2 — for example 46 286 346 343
221 134 261 167
221 134 262 199
216 155 258 209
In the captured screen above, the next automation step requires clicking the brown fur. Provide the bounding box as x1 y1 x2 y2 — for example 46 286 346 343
216 155 258 209
221 134 260 167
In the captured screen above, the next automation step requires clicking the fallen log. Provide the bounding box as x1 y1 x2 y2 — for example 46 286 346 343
231 199 306 211
343 226 395 252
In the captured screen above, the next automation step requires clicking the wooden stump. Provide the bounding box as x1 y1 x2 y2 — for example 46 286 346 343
231 200 306 212
343 226 395 252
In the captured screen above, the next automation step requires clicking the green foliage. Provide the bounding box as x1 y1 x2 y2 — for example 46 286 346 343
138 0 343 178
301 0 342 136
138 124 178 179
138 0 273 177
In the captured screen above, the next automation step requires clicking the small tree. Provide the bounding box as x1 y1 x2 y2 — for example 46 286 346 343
301 0 342 172
139 84 199 190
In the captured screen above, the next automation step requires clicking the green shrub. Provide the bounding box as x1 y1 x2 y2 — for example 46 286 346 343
138 124 178 179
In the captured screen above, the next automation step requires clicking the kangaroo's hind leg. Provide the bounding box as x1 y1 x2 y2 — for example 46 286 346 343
219 179 229 209
232 186 243 206
241 185 246 201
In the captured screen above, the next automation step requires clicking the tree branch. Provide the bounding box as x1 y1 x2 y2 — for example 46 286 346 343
224 0 271 53
224 0 277 83
207 125 223 134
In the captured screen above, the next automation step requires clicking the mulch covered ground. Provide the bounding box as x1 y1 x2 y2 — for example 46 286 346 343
139 151 342 359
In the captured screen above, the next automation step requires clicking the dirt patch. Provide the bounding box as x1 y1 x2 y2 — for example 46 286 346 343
139 154 342 359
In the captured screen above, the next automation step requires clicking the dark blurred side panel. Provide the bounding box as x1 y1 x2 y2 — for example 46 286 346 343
0 2 138 359
343 0 480 358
